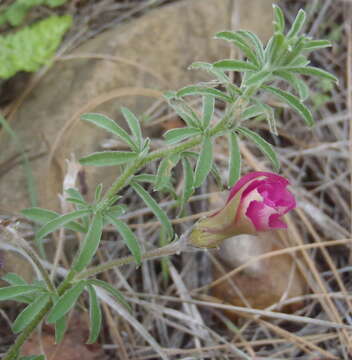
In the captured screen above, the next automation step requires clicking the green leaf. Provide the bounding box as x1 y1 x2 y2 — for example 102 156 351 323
263 85 314 127
87 284 102 344
22 207 87 233
73 213 104 272
159 228 171 282
210 162 224 190
81 113 135 150
20 356 45 360
180 158 194 210
48 0 68 6
273 4 285 33
121 107 143 151
261 104 277 136
21 207 57 224
215 31 259 67
242 104 265 120
12 294 50 333
194 136 213 188
155 154 180 191
47 281 86 323
88 279 131 312
274 70 309 100
213 60 258 72
164 127 201 145
166 98 201 128
0 285 41 301
24 207 87 234
287 9 306 38
304 39 331 51
107 216 141 265
283 66 338 83
188 61 232 84
1 274 34 304
236 127 279 171
0 15 72 78
202 96 215 129
133 174 156 184
65 188 86 203
245 70 271 87
176 86 233 103
0 0 68 26
55 316 67 344
288 55 309 67
36 209 91 240
79 151 138 167
65 197 87 206
247 100 277 135
265 33 285 65
94 184 103 202
154 159 170 191
236 30 265 65
183 150 223 190
2 273 27 286
284 38 307 66
228 133 241 187
131 182 173 238
139 138 150 157
106 205 126 219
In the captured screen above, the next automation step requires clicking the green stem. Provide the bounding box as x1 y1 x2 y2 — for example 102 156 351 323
101 136 202 209
77 239 186 279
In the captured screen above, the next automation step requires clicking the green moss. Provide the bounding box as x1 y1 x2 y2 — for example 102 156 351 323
0 0 68 26
0 15 72 79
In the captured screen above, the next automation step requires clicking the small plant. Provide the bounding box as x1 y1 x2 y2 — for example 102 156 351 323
0 5 337 359
0 15 72 79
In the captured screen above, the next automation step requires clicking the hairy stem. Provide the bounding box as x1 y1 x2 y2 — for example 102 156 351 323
101 136 202 209
77 237 190 279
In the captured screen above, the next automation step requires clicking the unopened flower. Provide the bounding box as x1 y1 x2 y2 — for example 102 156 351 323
188 171 296 248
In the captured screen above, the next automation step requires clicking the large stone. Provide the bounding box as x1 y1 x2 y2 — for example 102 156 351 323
0 0 274 213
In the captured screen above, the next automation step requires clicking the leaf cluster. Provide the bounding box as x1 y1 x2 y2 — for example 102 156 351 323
0 15 72 79
0 273 129 347
162 5 337 185
0 0 67 27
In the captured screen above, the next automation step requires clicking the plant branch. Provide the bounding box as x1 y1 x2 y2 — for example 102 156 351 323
101 136 202 208
2 272 75 360
77 235 192 279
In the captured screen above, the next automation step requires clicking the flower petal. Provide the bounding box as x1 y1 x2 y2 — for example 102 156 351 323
227 171 289 202
269 213 288 229
246 200 277 231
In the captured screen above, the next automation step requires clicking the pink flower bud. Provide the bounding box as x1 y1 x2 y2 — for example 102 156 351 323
188 171 296 248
